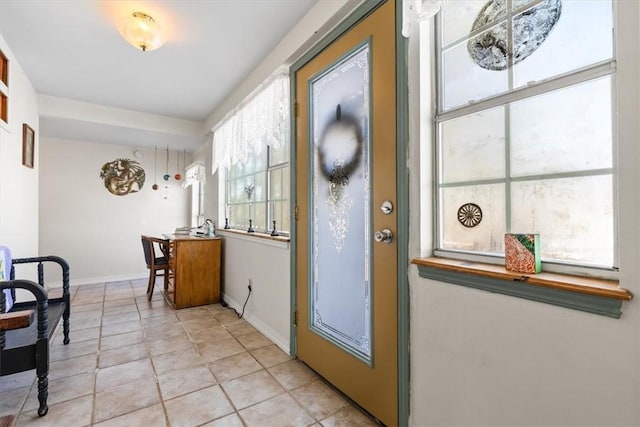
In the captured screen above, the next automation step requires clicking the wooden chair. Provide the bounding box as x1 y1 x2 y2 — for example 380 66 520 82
141 236 170 301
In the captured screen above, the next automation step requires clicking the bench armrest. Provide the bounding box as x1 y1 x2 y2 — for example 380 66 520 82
1 280 49 340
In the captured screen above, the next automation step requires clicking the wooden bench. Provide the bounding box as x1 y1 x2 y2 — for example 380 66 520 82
0 256 71 417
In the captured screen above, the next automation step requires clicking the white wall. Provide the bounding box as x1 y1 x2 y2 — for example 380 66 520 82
39 138 190 285
218 232 290 352
0 37 39 267
407 4 640 427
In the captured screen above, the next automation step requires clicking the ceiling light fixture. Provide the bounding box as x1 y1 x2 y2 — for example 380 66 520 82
118 12 165 52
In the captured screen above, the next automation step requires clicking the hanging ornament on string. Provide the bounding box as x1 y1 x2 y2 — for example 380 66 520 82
163 146 170 181
152 145 159 190
174 149 182 181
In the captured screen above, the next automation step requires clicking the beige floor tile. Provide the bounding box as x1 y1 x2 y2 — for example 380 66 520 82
60 326 100 343
290 380 348 420
213 310 243 325
143 323 185 340
235 332 273 350
224 320 258 337
17 394 93 427
69 315 101 331
318 406 378 427
71 302 103 313
49 354 97 381
188 326 232 345
205 304 226 315
101 319 142 337
250 345 291 368
221 370 284 410
49 339 99 362
102 303 138 316
147 334 195 356
208 352 262 382
93 403 167 427
238 393 315 427
93 377 160 423
197 338 246 363
201 412 244 427
98 342 149 368
99 330 145 351
181 318 221 334
140 312 179 327
164 386 234 427
151 347 205 375
0 371 36 393
157 365 217 400
176 307 211 321
22 372 94 412
101 311 140 326
0 387 29 417
95 358 154 392
268 360 318 391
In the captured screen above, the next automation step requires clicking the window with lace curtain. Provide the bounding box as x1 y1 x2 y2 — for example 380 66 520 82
213 72 290 235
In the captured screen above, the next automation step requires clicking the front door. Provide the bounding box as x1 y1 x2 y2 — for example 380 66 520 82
294 1 398 425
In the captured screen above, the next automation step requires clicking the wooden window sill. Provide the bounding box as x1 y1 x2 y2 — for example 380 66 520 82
411 257 633 318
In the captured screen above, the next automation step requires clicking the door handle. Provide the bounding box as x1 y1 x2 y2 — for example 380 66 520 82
374 228 393 244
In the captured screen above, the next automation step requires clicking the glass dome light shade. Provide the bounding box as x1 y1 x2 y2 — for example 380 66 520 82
118 12 165 52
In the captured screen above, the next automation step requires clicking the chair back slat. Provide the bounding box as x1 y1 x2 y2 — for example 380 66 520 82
141 236 155 266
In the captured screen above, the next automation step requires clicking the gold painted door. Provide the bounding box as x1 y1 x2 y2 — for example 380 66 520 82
294 1 397 425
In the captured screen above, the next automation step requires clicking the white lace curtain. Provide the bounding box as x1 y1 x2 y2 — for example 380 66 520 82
182 162 206 188
212 72 290 173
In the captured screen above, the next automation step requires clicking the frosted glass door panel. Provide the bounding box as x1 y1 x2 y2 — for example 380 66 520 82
510 77 612 176
511 176 613 267
441 184 506 254
440 106 505 183
310 43 372 361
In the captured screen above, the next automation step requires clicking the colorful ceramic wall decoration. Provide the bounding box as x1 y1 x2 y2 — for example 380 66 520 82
99 158 145 196
505 233 541 274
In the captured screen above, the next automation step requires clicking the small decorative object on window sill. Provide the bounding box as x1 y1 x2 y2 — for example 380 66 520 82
505 233 541 274
247 219 255 233
270 220 279 237
224 218 230 229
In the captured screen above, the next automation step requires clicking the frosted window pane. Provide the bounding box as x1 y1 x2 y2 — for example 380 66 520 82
269 168 283 199
513 0 537 10
441 1 502 46
513 0 613 87
440 106 505 183
510 77 612 176
443 23 509 110
511 176 613 267
441 184 506 254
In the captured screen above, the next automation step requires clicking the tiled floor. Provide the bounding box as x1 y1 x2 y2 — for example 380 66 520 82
0 279 378 427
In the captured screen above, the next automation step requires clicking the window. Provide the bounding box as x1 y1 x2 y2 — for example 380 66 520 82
213 72 290 235
184 162 206 227
435 0 616 271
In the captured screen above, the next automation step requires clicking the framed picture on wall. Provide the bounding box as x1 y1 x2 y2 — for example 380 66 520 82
22 123 34 168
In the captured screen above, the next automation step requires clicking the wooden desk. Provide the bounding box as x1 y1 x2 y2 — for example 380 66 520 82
163 235 221 309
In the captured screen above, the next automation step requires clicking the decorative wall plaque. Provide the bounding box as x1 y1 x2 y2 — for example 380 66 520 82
100 158 145 196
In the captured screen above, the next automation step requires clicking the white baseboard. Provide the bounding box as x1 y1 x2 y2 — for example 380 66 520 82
221 292 291 355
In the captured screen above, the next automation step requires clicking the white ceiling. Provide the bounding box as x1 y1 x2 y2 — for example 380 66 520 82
0 0 322 151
